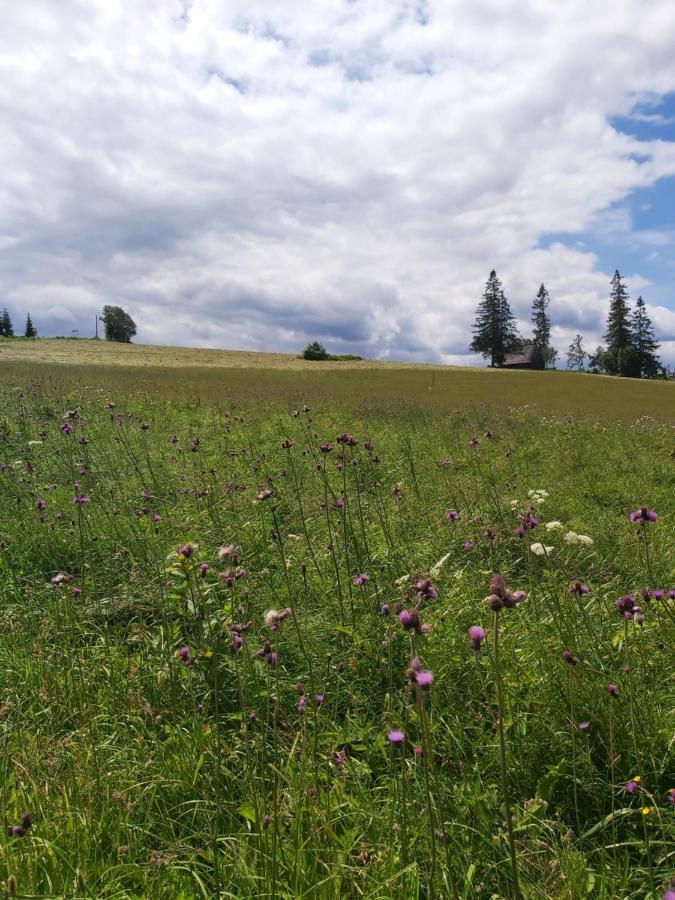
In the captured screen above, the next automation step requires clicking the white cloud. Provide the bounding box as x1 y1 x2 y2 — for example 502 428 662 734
1 0 675 362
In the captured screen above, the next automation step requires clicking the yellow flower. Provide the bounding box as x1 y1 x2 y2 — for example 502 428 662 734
633 776 641 784
641 806 653 816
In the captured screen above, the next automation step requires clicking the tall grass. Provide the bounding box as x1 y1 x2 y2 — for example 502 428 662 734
0 370 673 898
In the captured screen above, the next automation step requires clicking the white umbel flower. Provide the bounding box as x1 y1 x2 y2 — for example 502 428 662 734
530 542 553 556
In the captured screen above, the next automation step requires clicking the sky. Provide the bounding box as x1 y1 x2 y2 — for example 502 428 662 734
2 0 675 366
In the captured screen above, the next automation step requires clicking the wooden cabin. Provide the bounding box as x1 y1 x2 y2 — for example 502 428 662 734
503 342 545 370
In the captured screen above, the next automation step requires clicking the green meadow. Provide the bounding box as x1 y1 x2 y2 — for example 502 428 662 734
0 341 673 898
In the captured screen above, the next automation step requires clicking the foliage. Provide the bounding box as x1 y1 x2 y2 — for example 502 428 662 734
566 334 586 370
302 341 330 360
0 364 672 898
0 307 14 337
101 305 137 343
604 271 632 374
24 312 37 338
470 269 520 366
631 297 661 379
531 283 555 367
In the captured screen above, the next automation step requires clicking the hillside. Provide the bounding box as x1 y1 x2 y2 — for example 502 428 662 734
0 338 673 420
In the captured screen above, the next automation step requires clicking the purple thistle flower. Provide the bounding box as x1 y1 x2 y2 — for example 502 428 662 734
335 748 347 768
607 683 619 698
262 814 271 829
178 542 197 559
413 745 423 757
625 779 639 794
464 540 475 552
200 563 209 578
615 595 636 616
265 651 278 667
297 695 306 714
567 581 590 595
73 494 91 505
514 526 525 538
577 721 590 731
562 649 578 666
73 586 82 597
662 890 675 900
36 499 46 511
446 510 459 522
651 589 664 601
315 694 324 706
60 422 74 435
468 625 486 651
354 573 369 587
178 646 190 661
668 788 675 806
414 670 434 689
10 825 25 837
381 603 390 616
387 729 405 746
629 506 658 524
468 438 480 448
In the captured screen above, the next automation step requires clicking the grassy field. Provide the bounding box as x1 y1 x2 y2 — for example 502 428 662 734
0 342 673 898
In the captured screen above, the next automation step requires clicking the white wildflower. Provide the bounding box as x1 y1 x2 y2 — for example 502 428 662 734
563 531 579 544
577 535 594 545
430 551 452 578
530 542 554 556
545 521 563 531
509 499 519 508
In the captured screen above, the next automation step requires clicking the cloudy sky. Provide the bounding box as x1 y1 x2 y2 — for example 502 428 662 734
2 0 675 365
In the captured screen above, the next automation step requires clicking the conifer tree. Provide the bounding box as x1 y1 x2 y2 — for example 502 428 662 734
531 283 556 366
24 313 37 338
604 270 632 374
0 308 14 338
630 296 660 378
470 270 520 366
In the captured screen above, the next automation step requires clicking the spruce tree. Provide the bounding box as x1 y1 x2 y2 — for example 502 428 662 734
470 270 520 366
531 283 556 366
604 270 632 374
0 308 14 338
24 313 37 338
631 296 660 378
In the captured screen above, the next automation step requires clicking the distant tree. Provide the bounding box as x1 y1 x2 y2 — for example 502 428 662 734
24 312 37 338
588 346 609 374
302 341 329 361
566 334 586 371
470 270 520 367
604 270 632 374
630 296 661 378
0 308 14 338
531 283 556 367
101 305 137 343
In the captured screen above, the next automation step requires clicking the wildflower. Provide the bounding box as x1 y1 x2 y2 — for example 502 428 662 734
414 670 434 689
414 579 438 602
468 438 480 447
667 788 675 806
413 745 423 756
36 499 46 511
530 542 553 556
262 814 271 829
200 563 209 578
663 890 675 900
563 531 579 544
464 540 475 552
562 649 578 666
60 422 74 435
545 521 563 531
487 575 526 611
381 603 390 616
641 806 653 816
264 608 292 631
178 542 198 559
256 488 273 501
218 544 238 560
387 729 405 746
577 721 590 731
72 494 91 505
354 573 369 587
51 572 72 585
650 588 664 600
577 534 593 545
615 595 636 617
315 694 324 706
567 581 590 595
265 651 278 667
335 748 347 768
607 683 619 698
625 777 640 794
446 510 459 522
297 695 306 714
629 506 658 524
73 586 82 597
178 646 190 661
468 625 486 651
441 457 453 467
430 551 452 576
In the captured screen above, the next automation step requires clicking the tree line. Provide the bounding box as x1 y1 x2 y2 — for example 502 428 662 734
470 269 665 378
0 306 137 343
0 309 37 338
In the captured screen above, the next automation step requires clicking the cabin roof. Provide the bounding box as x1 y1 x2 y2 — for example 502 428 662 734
504 342 541 366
